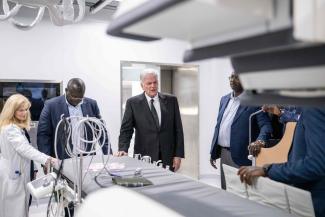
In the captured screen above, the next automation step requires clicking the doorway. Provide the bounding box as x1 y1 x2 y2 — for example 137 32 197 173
120 61 199 179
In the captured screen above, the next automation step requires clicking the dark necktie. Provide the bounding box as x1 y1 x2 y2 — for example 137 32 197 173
150 99 160 128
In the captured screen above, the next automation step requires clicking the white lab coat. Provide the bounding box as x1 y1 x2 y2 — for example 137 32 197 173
0 124 49 217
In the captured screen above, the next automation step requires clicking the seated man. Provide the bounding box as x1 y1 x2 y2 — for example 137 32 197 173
249 105 302 157
238 107 325 217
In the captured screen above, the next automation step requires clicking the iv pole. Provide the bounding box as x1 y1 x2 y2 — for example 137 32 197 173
248 109 263 166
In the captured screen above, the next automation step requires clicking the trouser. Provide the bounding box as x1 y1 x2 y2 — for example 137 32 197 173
219 146 239 190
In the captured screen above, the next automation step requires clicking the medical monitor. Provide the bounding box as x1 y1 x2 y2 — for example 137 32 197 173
0 80 63 121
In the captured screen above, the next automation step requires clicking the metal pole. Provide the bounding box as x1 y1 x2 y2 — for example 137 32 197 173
248 109 263 166
78 154 83 204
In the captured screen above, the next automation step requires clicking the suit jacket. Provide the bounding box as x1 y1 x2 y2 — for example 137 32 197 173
37 95 108 159
210 93 272 166
118 92 184 166
268 108 325 217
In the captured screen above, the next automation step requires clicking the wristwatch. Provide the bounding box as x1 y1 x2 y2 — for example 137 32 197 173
262 164 272 177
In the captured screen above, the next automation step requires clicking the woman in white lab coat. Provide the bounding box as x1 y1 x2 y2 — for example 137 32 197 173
0 94 57 217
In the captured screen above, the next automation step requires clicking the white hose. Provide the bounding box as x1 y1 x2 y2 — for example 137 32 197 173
0 0 86 30
0 0 21 21
54 115 109 159
52 115 111 211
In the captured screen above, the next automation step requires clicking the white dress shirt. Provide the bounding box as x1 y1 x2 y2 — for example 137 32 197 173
217 93 241 147
145 93 161 126
65 95 84 150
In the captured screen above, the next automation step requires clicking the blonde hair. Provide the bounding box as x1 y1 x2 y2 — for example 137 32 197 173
0 94 31 130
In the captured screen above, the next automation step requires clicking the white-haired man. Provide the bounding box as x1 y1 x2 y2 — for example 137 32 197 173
116 69 184 171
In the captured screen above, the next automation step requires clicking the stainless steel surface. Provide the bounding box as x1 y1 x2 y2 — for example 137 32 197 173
160 69 172 93
171 67 199 179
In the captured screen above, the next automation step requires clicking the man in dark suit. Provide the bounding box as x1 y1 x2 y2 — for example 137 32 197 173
117 69 184 171
238 107 325 217
210 73 272 189
37 78 108 160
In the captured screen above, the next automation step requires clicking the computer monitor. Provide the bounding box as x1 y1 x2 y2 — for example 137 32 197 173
0 80 63 121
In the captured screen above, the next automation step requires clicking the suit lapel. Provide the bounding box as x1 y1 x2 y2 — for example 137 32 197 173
232 105 247 124
81 100 88 117
219 95 231 120
60 96 70 118
159 93 167 130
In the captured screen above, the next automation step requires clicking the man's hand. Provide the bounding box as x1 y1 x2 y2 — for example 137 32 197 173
33 171 38 180
248 140 265 157
115 151 128 157
173 157 181 172
43 166 48 175
210 158 217 169
237 166 265 185
262 105 281 116
44 157 59 174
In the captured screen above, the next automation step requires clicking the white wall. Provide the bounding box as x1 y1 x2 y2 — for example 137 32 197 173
0 20 233 178
0 20 188 150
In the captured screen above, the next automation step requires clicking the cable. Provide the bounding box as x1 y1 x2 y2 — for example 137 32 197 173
55 116 108 158
94 172 114 188
48 115 111 215
47 116 69 217
46 157 65 217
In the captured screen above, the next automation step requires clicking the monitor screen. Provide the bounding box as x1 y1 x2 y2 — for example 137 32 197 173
0 81 62 121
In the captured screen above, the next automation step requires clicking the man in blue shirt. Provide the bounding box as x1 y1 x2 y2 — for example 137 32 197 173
210 73 272 189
